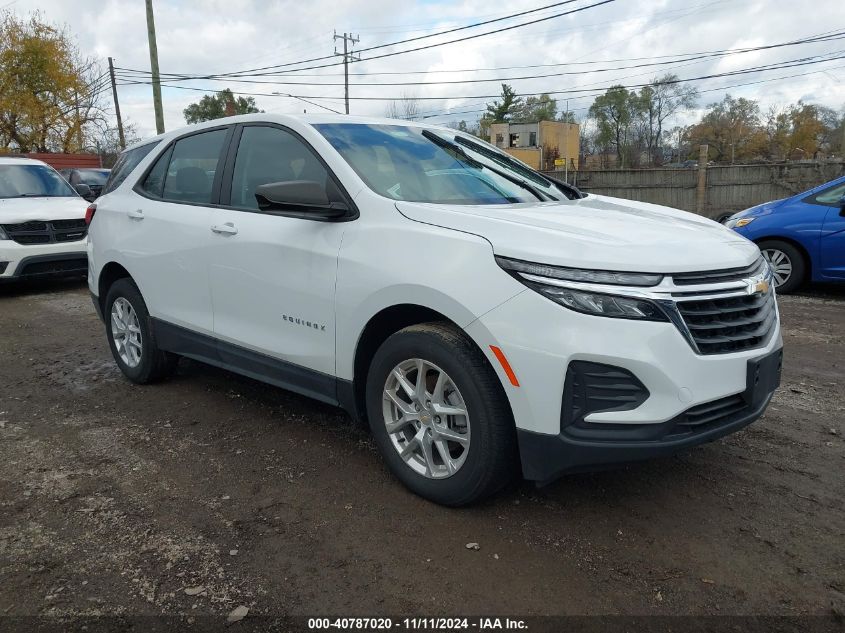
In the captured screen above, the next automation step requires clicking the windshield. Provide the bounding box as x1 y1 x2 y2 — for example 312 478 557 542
0 164 78 199
316 123 574 205
76 169 110 185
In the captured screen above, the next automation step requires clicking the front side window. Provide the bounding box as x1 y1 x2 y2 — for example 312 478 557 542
104 142 157 194
808 181 845 206
0 164 77 198
229 126 330 210
316 123 566 205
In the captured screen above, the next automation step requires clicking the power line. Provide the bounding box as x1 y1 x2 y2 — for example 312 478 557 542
114 0 616 81
116 52 845 102
114 32 845 88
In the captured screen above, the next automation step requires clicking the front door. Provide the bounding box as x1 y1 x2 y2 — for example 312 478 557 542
808 180 845 280
207 124 346 378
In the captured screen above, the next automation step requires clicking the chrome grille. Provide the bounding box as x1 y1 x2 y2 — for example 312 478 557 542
676 289 777 355
1 219 87 245
672 257 766 286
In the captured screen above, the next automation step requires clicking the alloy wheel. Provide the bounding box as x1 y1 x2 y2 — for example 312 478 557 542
110 297 143 368
761 248 792 288
382 358 470 479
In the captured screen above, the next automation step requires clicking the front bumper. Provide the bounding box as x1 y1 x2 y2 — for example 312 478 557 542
465 284 783 481
0 240 88 281
517 348 781 483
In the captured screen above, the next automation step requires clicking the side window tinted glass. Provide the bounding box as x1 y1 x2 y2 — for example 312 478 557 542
811 182 845 206
104 142 157 194
230 126 329 210
162 129 227 204
140 145 174 199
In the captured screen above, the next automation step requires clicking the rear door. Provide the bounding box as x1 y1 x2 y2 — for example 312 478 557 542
126 126 232 333
207 123 347 378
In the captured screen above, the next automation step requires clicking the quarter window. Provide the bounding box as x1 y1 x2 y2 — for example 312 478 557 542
104 142 157 194
230 126 330 210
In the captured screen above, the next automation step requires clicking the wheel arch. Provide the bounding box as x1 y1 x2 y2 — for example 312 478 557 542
754 235 812 281
347 303 513 426
97 262 134 313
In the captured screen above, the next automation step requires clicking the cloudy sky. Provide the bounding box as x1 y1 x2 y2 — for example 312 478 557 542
7 0 845 139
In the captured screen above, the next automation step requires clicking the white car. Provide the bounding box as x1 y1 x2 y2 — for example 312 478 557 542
87 114 783 506
0 157 90 282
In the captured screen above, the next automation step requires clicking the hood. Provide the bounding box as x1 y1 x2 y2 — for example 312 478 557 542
396 194 759 273
733 197 788 220
0 196 88 224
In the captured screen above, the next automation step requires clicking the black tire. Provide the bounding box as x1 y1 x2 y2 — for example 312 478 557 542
104 278 177 384
758 239 806 294
365 322 518 506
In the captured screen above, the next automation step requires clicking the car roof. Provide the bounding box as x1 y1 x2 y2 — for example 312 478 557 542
0 156 49 167
123 113 451 152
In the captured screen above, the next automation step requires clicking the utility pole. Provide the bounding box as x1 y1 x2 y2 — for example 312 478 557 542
564 98 569 183
108 57 126 150
334 31 360 115
145 0 165 134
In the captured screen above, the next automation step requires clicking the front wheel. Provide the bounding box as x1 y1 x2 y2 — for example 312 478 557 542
759 240 805 294
104 278 177 384
365 323 517 506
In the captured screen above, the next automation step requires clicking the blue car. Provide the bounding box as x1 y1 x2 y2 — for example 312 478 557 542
725 175 845 293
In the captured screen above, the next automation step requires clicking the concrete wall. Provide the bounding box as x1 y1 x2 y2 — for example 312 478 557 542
541 161 845 219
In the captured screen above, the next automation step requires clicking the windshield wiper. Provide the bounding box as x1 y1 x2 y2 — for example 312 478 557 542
453 135 583 200
421 129 549 202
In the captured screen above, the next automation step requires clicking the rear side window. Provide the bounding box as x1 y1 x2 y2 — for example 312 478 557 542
140 145 174 199
161 129 227 204
103 142 157 194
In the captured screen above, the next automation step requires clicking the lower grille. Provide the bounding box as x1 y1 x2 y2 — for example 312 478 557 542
0 262 8 274
677 290 777 355
1 219 87 245
17 257 88 277
668 394 748 437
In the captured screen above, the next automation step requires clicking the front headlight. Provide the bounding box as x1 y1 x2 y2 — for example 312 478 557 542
529 284 668 320
497 256 668 321
726 217 755 229
495 256 662 286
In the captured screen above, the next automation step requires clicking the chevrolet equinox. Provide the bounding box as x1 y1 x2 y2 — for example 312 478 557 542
87 114 783 506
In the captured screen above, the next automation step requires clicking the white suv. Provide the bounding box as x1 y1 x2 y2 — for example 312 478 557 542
0 157 90 281
87 114 783 505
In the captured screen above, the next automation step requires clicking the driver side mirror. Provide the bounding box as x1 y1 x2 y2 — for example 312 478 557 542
74 183 93 200
254 180 350 220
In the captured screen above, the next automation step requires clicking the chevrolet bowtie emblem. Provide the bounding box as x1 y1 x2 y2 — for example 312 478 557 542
748 279 770 295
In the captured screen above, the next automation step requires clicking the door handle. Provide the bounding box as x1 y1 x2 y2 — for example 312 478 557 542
127 209 144 220
210 222 238 236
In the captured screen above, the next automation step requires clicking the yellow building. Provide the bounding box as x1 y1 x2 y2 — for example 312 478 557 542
488 121 579 172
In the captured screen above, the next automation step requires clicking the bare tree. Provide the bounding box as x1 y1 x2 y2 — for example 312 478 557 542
385 93 421 121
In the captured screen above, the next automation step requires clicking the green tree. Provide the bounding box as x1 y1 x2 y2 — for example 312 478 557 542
636 74 698 165
183 89 261 124
512 94 557 123
485 84 523 123
589 85 639 167
0 11 106 152
686 94 764 163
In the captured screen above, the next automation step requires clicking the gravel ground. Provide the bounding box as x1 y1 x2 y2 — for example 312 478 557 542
0 279 843 629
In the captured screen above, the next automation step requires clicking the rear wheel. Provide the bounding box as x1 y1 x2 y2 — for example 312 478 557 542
105 278 177 383
759 240 805 294
365 322 517 506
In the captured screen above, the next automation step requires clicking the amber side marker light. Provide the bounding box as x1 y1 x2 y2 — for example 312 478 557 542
490 345 520 387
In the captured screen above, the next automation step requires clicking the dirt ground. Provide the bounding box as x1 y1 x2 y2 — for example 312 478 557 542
0 279 843 628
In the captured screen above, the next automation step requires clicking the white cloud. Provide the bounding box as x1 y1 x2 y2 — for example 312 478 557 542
8 0 845 138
